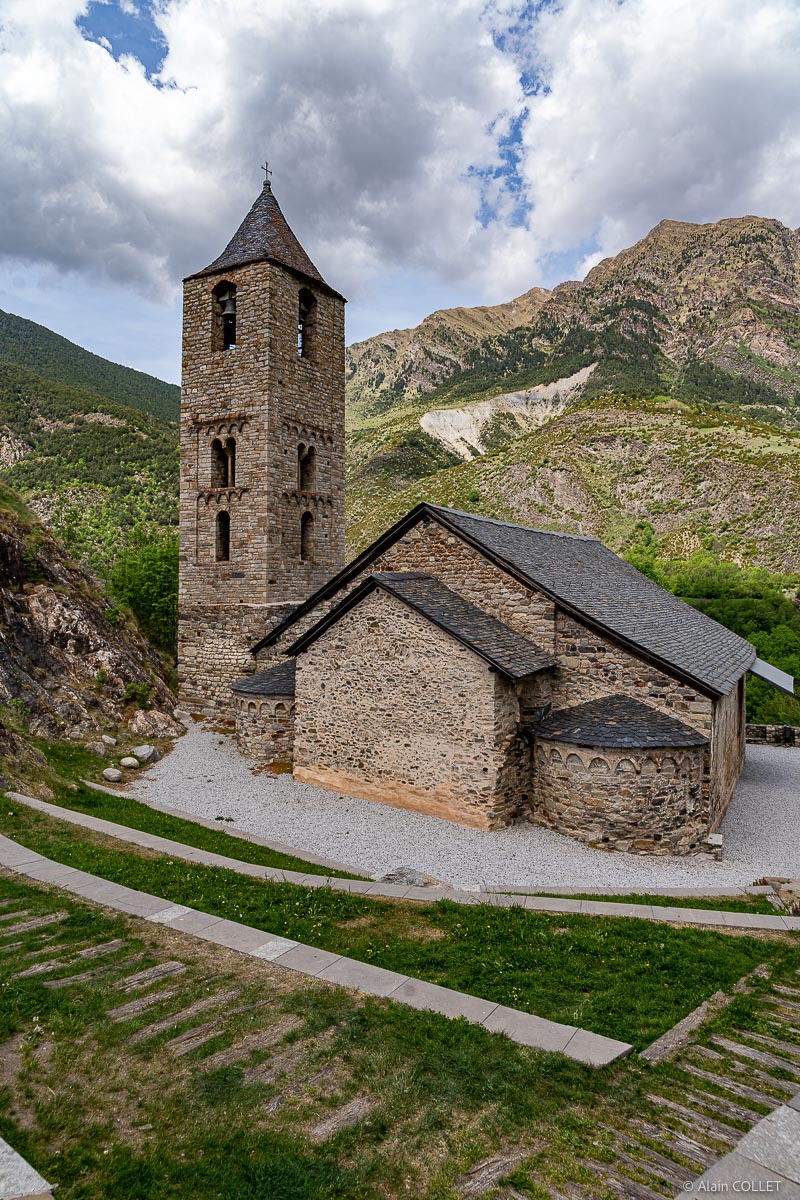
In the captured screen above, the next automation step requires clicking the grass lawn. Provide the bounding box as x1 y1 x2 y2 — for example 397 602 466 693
0 874 611 1200
533 892 780 914
3 803 797 1050
23 740 364 879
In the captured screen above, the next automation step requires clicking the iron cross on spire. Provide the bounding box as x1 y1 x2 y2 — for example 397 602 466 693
261 161 273 184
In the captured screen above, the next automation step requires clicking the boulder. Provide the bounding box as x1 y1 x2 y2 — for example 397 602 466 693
102 768 123 783
132 744 159 764
85 740 106 757
129 708 182 739
101 734 117 746
119 756 139 769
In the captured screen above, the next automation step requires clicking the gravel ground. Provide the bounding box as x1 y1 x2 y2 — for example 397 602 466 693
128 723 800 890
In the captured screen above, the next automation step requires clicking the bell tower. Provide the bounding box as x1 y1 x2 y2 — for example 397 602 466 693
177 176 346 709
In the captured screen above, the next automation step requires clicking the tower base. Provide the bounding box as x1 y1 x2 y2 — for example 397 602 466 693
177 602 299 713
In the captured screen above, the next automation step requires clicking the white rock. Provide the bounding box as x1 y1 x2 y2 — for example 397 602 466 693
120 756 140 769
132 744 159 764
102 768 123 783
101 734 117 746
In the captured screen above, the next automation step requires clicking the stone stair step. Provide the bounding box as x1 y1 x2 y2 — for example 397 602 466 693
710 1035 800 1076
679 1083 762 1127
128 989 239 1045
646 1094 738 1144
107 989 180 1022
199 1016 303 1072
165 1022 220 1057
597 1142 695 1192
743 1030 800 1059
584 1159 669 1200
42 957 138 989
680 1062 784 1108
600 1121 716 1171
309 1095 373 1143
117 961 187 993
692 1045 799 1096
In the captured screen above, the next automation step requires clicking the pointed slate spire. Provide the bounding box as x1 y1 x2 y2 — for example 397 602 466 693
187 180 334 290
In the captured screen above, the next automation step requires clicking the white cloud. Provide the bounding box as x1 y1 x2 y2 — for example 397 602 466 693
2 0 800 369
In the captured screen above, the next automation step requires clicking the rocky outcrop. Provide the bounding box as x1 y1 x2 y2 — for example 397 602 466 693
0 494 180 774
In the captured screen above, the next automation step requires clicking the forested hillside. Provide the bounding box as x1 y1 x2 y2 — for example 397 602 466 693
0 308 179 423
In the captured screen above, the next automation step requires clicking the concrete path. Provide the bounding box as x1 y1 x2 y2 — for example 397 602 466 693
0 832 632 1067
8 792 800 933
0 1137 52 1199
681 1091 800 1196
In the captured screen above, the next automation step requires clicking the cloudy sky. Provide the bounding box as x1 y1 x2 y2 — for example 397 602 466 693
1 0 800 383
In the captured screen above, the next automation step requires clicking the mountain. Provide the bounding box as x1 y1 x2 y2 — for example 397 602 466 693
0 482 179 792
346 216 800 435
345 216 800 574
0 308 179 423
0 313 179 568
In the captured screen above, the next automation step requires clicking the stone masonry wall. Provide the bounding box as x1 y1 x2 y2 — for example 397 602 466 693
708 678 746 830
177 602 297 711
179 249 346 710
293 588 521 829
552 610 714 734
233 692 295 764
746 722 800 745
533 739 708 854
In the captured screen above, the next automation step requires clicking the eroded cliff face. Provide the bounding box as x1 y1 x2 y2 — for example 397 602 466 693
0 492 180 777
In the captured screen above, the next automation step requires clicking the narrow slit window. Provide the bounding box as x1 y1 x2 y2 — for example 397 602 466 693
300 511 314 562
225 437 236 487
216 510 231 561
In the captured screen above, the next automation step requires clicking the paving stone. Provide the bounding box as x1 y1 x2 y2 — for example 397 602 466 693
651 907 728 926
735 1105 800 1184
199 920 283 953
581 900 655 919
721 912 789 930
17 861 82 884
363 883 412 898
316 957 409 998
163 909 224 936
108 892 181 917
146 905 193 925
0 1135 53 1198
481 1005 576 1053
249 936 299 961
388 977 497 1021
270 944 342 975
0 842 42 867
684 1150 800 1198
788 1093 800 1113
562 1028 633 1066
522 896 583 913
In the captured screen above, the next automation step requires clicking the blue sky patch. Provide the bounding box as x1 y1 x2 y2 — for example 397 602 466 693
76 1 166 77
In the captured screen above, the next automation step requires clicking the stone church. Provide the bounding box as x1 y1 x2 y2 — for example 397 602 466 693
178 179 793 856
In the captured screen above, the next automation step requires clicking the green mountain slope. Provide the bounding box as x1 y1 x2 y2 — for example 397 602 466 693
0 308 179 423
0 360 178 570
346 396 800 575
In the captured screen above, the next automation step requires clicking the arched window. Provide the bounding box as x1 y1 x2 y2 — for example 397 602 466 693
212 281 237 351
216 510 231 561
300 511 314 562
297 288 315 358
298 443 316 492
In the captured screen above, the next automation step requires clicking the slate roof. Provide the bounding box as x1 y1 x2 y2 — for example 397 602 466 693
286 572 556 681
185 182 343 297
230 658 296 697
253 503 757 697
527 695 710 749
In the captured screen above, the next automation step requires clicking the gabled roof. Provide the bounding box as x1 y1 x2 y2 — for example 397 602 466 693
185 182 344 299
231 658 296 696
286 572 556 681
253 503 756 699
527 695 710 749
